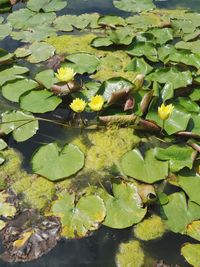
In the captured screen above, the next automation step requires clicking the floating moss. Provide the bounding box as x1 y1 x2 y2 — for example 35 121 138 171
22 177 55 210
0 148 27 187
115 240 145 267
11 175 33 195
134 215 166 241
46 34 101 55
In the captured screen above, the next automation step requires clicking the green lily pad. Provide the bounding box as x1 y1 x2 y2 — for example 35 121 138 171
147 28 173 45
51 191 106 238
1 110 39 142
0 65 29 86
0 139 7 150
0 23 12 40
125 41 158 62
147 67 192 89
146 105 191 135
90 36 113 47
186 221 200 242
97 182 147 229
16 42 55 63
115 240 144 267
2 79 39 103
121 148 168 183
20 90 62 114
31 143 84 181
125 57 153 75
11 25 57 43
98 15 126 27
99 77 133 103
161 192 200 234
35 69 57 89
64 53 100 74
175 40 200 54
0 48 13 64
27 0 67 12
179 174 200 205
154 145 196 173
181 243 200 267
113 0 155 13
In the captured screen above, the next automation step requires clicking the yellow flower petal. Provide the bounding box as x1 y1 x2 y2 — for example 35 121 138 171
55 67 76 83
158 103 174 121
88 95 104 112
70 98 87 113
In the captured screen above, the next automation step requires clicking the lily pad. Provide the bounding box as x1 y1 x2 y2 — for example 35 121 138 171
64 53 100 74
0 139 7 150
179 174 200 205
27 0 67 12
1 110 39 142
154 145 196 173
15 42 55 63
113 0 155 13
0 66 29 86
20 90 62 113
51 191 106 238
0 23 12 40
121 148 168 183
187 221 200 242
0 49 13 64
125 57 153 75
181 243 200 267
2 79 39 103
31 143 84 181
99 77 133 104
97 182 147 229
35 69 56 89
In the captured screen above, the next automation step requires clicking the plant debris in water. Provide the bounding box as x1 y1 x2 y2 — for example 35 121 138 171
1 0 200 265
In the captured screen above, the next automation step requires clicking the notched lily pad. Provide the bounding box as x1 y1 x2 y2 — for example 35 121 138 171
121 148 168 183
51 191 106 238
181 243 200 267
31 143 85 181
97 182 147 229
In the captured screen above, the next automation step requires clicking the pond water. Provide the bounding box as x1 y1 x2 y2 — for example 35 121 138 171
1 0 200 266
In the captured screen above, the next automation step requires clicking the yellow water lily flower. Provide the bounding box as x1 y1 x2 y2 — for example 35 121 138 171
55 67 76 83
70 98 87 113
158 103 174 121
88 95 104 111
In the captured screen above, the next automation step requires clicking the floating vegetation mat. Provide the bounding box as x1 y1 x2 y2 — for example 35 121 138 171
1 0 200 266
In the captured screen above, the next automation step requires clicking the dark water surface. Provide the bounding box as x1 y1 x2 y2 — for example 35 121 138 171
0 0 200 266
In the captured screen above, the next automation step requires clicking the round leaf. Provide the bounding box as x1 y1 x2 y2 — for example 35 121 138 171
31 143 84 181
20 90 62 113
121 148 168 183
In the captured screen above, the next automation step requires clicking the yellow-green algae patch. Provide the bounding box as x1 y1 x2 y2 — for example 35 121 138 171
134 215 166 241
46 34 101 55
115 240 145 267
12 176 55 210
0 148 27 189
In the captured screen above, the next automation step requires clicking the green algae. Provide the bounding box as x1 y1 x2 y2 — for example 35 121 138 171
0 148 27 189
12 176 55 210
46 34 100 55
115 240 145 267
134 215 166 241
